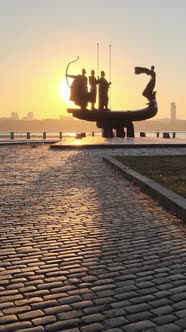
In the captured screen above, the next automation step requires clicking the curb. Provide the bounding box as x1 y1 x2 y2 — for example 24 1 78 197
0 140 60 146
50 143 186 149
103 156 186 221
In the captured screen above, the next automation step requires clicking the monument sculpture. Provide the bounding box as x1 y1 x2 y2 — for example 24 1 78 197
66 58 158 138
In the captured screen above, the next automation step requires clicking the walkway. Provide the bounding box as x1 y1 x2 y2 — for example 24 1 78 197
0 144 186 332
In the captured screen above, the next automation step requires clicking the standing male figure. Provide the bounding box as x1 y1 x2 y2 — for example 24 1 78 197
98 71 111 110
89 70 99 110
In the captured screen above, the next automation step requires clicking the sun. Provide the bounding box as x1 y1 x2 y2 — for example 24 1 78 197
58 79 70 103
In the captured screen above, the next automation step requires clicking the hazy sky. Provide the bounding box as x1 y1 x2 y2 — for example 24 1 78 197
1 0 186 119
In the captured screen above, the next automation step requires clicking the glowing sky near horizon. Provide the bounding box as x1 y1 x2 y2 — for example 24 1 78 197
1 0 186 120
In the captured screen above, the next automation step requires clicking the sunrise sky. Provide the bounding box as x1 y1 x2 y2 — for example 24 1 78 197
1 0 186 120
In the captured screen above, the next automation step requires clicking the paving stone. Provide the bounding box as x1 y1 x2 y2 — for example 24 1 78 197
114 291 137 301
81 323 105 332
83 304 107 315
126 311 154 323
31 300 58 310
58 295 82 305
130 295 155 304
173 300 186 310
93 297 114 306
0 145 186 331
57 309 83 320
44 304 71 315
149 298 172 308
137 286 158 295
14 297 43 306
170 285 186 294
175 309 186 318
154 323 182 331
68 287 92 296
45 318 81 331
81 313 105 324
37 281 63 290
94 289 116 298
137 281 156 288
125 303 152 314
3 305 31 315
32 315 56 326
0 321 32 332
18 309 44 320
0 302 14 310
123 320 156 332
63 329 81 332
50 285 76 293
153 314 177 325
156 282 173 290
43 292 68 300
24 290 50 297
104 316 128 328
71 300 94 310
154 290 172 298
175 317 186 329
81 292 97 300
111 300 133 309
151 305 173 315
61 329 80 332
107 329 123 332
16 327 45 332
0 314 18 324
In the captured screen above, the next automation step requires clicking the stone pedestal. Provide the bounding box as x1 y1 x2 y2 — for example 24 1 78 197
102 127 114 138
116 128 125 138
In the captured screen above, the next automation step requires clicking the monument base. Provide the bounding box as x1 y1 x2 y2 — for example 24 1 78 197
102 127 114 138
97 120 134 138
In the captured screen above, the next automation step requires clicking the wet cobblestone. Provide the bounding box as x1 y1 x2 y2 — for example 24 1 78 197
0 145 186 331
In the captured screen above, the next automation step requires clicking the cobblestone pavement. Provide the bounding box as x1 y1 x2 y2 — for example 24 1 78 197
0 145 186 332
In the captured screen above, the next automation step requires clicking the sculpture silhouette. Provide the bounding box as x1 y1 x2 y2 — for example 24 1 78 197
135 65 156 101
89 70 99 110
98 71 111 110
67 65 158 138
66 68 89 109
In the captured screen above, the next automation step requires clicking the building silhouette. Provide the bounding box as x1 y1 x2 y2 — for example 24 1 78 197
22 112 34 120
11 112 19 120
170 102 176 121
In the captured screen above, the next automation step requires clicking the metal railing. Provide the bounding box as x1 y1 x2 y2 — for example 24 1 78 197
0 131 185 140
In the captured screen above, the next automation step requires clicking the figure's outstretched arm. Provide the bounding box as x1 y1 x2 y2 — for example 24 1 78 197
66 74 76 79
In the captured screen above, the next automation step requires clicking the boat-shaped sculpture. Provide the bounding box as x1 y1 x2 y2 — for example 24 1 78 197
66 65 158 138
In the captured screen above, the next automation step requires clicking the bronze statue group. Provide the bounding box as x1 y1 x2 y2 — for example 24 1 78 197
66 65 156 111
66 68 111 110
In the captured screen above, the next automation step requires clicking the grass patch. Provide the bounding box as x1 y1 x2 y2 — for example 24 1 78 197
115 155 186 199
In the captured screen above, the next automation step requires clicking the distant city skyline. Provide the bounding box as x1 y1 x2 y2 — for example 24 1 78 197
1 0 186 121
0 101 183 121
3 111 34 121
